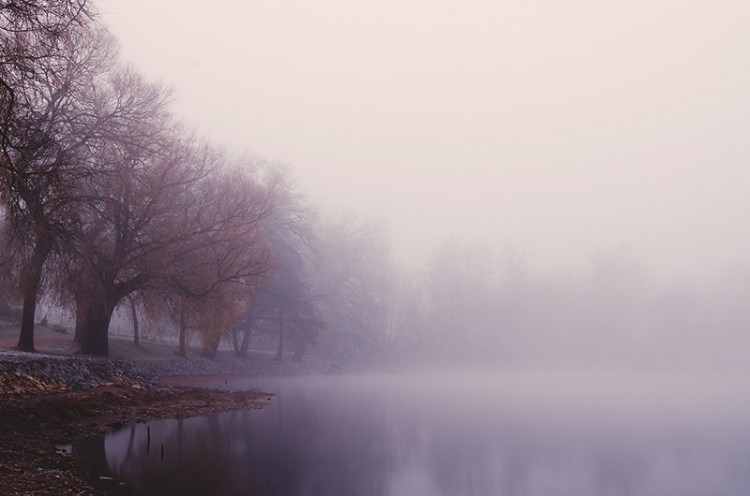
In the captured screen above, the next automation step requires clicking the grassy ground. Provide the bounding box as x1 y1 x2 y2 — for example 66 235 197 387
0 320 328 372
0 320 209 361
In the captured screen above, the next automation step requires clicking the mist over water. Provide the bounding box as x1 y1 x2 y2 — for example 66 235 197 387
100 371 750 496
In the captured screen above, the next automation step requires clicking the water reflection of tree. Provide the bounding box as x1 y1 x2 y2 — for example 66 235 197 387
101 379 750 496
103 390 395 495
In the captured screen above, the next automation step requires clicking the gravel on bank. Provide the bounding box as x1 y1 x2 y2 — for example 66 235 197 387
0 344 332 394
0 353 161 395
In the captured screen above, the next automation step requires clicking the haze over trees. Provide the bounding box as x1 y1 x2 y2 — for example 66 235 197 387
0 2 275 356
1 0 749 371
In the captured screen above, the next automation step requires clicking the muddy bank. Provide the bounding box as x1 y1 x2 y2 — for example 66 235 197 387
0 354 273 495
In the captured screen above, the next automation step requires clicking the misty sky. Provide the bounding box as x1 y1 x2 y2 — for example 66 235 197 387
98 0 750 279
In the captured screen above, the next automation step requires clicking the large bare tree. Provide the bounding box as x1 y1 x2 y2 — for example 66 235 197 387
70 137 274 356
0 19 121 351
68 120 199 355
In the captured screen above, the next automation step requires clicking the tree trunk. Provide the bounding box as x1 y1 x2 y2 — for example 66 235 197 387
73 289 89 344
78 300 115 356
73 295 89 344
293 335 309 362
231 329 240 353
238 327 252 358
201 332 222 360
128 296 140 348
18 288 39 353
17 235 53 352
274 308 285 362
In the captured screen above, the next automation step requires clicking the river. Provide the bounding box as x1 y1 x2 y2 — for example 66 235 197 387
92 370 750 495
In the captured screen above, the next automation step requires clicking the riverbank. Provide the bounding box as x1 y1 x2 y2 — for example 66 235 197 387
0 327 331 495
0 383 270 495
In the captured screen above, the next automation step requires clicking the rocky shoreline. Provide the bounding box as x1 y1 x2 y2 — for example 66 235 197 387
0 353 161 395
0 348 328 495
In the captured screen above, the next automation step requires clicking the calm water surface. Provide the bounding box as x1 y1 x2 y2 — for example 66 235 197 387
97 371 750 495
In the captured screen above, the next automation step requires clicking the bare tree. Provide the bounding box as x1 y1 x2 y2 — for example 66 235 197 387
233 165 322 362
312 214 390 360
0 21 120 351
71 142 273 357
68 122 203 355
141 159 273 359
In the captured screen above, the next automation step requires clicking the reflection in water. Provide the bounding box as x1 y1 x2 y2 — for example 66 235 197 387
100 372 750 496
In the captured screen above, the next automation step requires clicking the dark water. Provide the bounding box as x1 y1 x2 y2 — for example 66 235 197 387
97 371 750 496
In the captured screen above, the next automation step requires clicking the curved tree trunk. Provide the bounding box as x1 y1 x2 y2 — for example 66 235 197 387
17 235 53 352
18 287 40 353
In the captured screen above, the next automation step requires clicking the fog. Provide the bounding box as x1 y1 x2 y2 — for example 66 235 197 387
7 3 750 493
98 0 750 280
